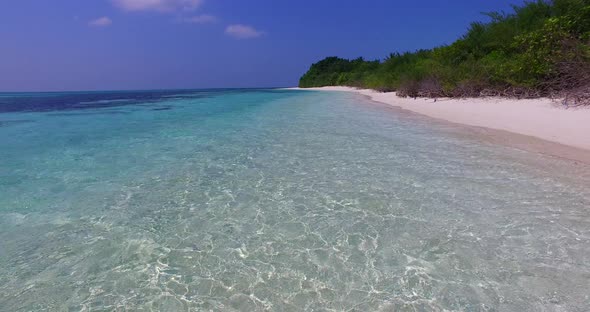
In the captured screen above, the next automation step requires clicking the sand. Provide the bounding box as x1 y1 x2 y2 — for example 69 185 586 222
288 86 590 164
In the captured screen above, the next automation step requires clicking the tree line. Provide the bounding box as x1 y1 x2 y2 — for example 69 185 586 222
299 0 590 105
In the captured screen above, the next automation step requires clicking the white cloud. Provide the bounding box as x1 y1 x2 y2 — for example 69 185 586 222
180 14 217 24
112 0 203 12
89 17 113 27
225 24 264 39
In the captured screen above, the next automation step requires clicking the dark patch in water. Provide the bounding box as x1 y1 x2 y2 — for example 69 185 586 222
151 107 172 111
0 89 219 113
49 111 131 117
0 120 35 127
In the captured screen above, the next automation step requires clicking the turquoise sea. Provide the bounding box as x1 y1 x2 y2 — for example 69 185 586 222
1 89 589 311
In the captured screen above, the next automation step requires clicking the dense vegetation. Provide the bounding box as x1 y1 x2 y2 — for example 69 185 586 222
299 0 590 104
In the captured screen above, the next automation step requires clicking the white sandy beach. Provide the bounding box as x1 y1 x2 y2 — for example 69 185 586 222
290 86 590 162
298 86 590 151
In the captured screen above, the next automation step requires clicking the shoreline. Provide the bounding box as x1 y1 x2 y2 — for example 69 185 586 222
287 86 590 165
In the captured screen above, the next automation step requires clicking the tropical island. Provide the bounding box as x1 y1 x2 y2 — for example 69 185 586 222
3 0 590 310
294 0 590 162
299 0 590 106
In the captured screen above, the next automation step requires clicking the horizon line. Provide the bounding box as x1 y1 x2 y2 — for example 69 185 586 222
0 86 295 94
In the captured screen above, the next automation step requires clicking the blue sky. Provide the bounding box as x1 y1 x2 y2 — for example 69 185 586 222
0 0 523 91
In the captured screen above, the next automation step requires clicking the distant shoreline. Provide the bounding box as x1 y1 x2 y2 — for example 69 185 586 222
287 86 590 165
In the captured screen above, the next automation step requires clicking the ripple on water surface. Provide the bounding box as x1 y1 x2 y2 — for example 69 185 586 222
0 89 589 311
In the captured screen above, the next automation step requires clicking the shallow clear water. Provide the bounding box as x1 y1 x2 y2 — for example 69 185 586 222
1 89 589 311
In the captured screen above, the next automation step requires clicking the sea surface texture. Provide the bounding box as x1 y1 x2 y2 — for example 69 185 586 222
1 89 589 311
